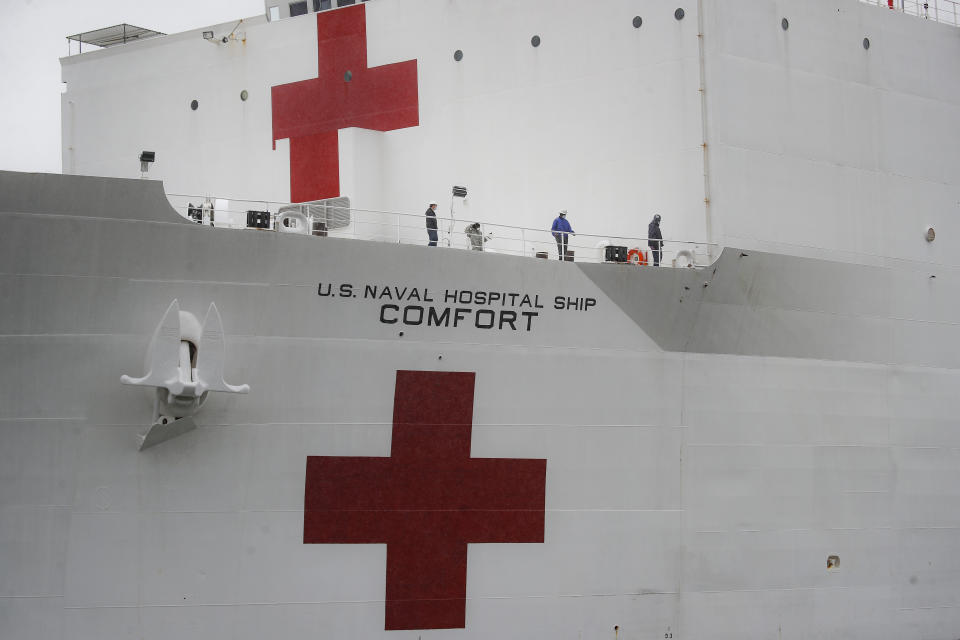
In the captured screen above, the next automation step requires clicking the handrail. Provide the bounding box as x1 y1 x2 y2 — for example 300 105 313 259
166 193 715 268
859 0 960 27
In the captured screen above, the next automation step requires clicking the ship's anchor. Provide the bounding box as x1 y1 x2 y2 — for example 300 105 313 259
121 299 249 450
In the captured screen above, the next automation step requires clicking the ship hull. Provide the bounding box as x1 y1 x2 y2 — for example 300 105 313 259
3 171 960 639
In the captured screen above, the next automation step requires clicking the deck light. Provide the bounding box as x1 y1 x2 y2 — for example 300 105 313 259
444 186 468 246
139 151 155 176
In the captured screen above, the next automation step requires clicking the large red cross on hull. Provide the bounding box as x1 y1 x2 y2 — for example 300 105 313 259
272 4 419 202
304 370 547 630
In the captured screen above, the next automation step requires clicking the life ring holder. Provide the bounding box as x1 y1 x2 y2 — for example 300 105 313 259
627 247 648 265
277 210 310 234
673 249 694 268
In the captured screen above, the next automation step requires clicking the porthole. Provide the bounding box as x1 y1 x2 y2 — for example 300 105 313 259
863 37 870 50
344 70 353 81
240 89 249 101
531 35 541 47
453 49 463 61
190 99 198 111
633 16 643 28
675 8 685 20
782 18 789 30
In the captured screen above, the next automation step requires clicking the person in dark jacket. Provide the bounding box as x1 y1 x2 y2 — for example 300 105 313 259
551 210 574 260
425 200 439 246
647 213 663 266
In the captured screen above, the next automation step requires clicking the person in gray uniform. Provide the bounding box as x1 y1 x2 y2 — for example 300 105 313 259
465 222 490 251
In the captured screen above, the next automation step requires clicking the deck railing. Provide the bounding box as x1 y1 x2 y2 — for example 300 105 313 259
166 194 714 268
860 0 960 27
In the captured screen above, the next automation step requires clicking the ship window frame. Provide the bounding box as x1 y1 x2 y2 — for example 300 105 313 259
289 0 308 17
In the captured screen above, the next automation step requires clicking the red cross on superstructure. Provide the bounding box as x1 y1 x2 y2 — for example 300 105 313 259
271 4 419 203
304 370 547 630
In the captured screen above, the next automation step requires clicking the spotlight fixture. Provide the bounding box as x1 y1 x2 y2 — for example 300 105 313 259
444 186 468 246
139 151 155 176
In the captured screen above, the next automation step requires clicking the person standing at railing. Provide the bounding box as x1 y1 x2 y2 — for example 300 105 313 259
551 210 574 261
648 214 663 266
425 200 439 246
465 222 482 251
465 222 491 251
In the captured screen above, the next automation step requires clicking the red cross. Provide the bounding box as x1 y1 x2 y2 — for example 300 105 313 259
304 371 547 630
271 4 419 203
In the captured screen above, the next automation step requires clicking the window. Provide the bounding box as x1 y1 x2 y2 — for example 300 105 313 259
289 1 308 17
314 0 331 9
337 0 356 6
268 5 280 21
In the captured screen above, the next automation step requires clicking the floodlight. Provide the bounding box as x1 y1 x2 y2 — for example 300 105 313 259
139 151 155 175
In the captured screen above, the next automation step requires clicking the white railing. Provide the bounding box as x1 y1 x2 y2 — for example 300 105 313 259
166 194 714 268
860 0 960 27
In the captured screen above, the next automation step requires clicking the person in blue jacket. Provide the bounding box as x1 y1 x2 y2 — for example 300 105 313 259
551 210 574 260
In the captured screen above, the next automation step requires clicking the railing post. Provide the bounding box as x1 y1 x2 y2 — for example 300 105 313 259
521 228 526 258
396 213 401 244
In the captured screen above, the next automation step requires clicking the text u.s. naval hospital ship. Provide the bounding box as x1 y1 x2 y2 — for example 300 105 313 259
3 0 960 638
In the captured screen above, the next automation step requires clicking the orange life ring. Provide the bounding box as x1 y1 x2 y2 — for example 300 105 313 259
627 248 647 265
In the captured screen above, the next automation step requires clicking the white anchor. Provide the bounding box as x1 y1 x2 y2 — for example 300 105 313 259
121 299 249 449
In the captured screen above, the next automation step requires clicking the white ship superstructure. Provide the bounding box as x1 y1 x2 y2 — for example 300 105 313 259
2 1 960 639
